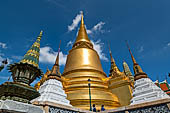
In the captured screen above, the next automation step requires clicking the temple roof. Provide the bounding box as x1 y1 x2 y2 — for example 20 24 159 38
155 80 170 95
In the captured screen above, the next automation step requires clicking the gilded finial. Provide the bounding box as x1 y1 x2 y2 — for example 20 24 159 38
125 40 137 64
108 42 123 77
40 30 43 35
125 41 148 80
81 11 84 25
108 43 115 63
73 11 92 48
55 40 61 65
50 41 61 76
47 66 49 72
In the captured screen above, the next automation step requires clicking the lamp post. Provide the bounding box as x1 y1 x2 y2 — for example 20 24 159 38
88 78 92 111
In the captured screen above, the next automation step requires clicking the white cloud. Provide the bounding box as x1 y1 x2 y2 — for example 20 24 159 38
138 46 144 53
163 42 170 49
86 22 105 35
86 29 92 34
0 42 7 49
39 46 67 66
67 41 73 47
92 22 105 33
91 40 108 61
68 11 106 35
68 11 82 32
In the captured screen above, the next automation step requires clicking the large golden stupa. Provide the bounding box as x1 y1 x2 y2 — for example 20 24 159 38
62 14 120 110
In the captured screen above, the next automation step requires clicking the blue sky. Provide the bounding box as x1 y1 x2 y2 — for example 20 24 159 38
0 0 170 86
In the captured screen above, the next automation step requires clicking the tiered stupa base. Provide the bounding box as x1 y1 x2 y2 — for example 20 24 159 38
68 89 120 110
131 78 170 105
32 79 71 106
63 70 120 110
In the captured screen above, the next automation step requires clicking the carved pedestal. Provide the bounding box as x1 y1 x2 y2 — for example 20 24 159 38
0 82 40 103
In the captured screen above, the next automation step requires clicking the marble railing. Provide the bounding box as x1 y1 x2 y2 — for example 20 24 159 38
101 98 170 113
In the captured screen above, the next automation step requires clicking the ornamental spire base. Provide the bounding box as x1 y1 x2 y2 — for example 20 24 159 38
0 31 43 103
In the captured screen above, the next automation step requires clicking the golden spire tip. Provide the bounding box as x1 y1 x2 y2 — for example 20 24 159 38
81 11 84 25
108 42 115 63
39 30 43 36
125 40 137 64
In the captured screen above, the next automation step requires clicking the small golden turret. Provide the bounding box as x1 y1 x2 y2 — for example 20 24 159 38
62 13 120 110
108 44 124 77
47 41 61 81
126 41 148 81
108 45 133 106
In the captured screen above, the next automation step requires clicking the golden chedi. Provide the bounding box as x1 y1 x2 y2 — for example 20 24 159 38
62 13 120 110
108 47 133 106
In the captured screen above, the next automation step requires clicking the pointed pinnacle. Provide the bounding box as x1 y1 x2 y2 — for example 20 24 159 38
81 11 84 25
40 30 43 35
125 40 137 64
36 30 43 41
46 66 49 71
108 42 115 63
55 40 61 65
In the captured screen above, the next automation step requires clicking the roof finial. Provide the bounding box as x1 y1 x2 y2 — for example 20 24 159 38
81 11 84 25
73 11 92 47
50 41 61 76
108 42 115 63
40 30 43 35
125 40 137 64
55 40 61 65
46 66 49 72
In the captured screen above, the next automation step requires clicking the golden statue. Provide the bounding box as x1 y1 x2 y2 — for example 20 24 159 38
62 13 120 110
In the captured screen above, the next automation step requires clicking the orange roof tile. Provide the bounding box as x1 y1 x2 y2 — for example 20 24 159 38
159 83 169 91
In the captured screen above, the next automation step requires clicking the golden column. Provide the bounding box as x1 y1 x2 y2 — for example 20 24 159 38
62 13 120 110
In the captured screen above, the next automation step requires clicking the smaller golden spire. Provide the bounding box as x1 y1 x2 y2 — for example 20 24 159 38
108 43 115 63
108 43 123 77
125 41 137 65
126 41 148 80
46 66 50 72
51 40 61 75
